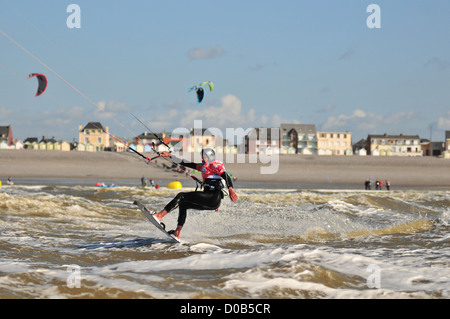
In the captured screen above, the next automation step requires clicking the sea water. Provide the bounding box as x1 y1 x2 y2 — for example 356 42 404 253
0 180 448 299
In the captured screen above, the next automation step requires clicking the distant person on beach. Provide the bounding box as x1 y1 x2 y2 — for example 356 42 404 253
152 148 238 240
375 180 380 190
379 180 383 190
7 177 13 185
365 179 371 190
141 175 147 187
386 180 390 191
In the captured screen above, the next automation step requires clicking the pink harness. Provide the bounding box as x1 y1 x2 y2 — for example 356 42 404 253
197 160 226 182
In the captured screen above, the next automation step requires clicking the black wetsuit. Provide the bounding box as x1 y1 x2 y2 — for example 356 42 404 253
163 157 233 227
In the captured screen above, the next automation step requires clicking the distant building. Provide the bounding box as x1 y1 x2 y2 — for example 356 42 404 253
24 137 38 144
244 127 280 155
446 131 450 152
421 139 445 157
22 136 70 151
135 131 164 152
24 137 38 149
78 122 110 151
54 141 71 151
444 131 450 159
280 124 317 154
353 138 368 156
0 125 13 146
188 128 216 154
114 138 128 152
317 131 352 155
39 136 57 150
367 133 422 156
14 140 24 150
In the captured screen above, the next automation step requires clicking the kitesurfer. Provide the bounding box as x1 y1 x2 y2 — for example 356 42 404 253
152 148 238 239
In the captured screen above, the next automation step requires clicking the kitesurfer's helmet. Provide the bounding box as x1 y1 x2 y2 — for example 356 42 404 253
201 148 216 162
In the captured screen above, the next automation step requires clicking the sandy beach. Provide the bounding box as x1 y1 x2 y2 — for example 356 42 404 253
0 150 449 189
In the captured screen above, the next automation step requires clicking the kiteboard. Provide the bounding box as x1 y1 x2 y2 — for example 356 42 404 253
133 200 180 243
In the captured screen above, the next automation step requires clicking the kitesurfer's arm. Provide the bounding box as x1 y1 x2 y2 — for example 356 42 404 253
161 151 238 202
220 171 238 202
160 151 199 170
228 188 238 202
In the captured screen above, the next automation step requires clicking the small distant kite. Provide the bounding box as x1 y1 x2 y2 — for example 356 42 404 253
200 81 214 91
189 85 204 103
189 81 213 103
28 73 48 97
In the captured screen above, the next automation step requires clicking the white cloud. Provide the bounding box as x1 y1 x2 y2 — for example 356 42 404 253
97 100 129 113
89 100 131 123
148 109 180 131
321 109 418 137
178 94 287 131
437 111 450 129
180 94 246 128
353 109 366 118
187 45 225 60
322 109 371 130
270 114 300 127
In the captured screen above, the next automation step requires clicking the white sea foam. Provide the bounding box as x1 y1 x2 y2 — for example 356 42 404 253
0 185 448 298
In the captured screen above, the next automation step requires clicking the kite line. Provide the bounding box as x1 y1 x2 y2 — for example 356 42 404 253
0 28 142 146
0 28 186 172
0 28 168 165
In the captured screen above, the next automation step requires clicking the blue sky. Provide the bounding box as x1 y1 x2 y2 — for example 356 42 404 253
1 0 449 144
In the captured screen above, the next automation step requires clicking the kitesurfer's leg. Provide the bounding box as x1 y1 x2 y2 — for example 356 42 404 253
169 225 183 239
152 192 187 221
152 208 168 222
154 191 222 238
